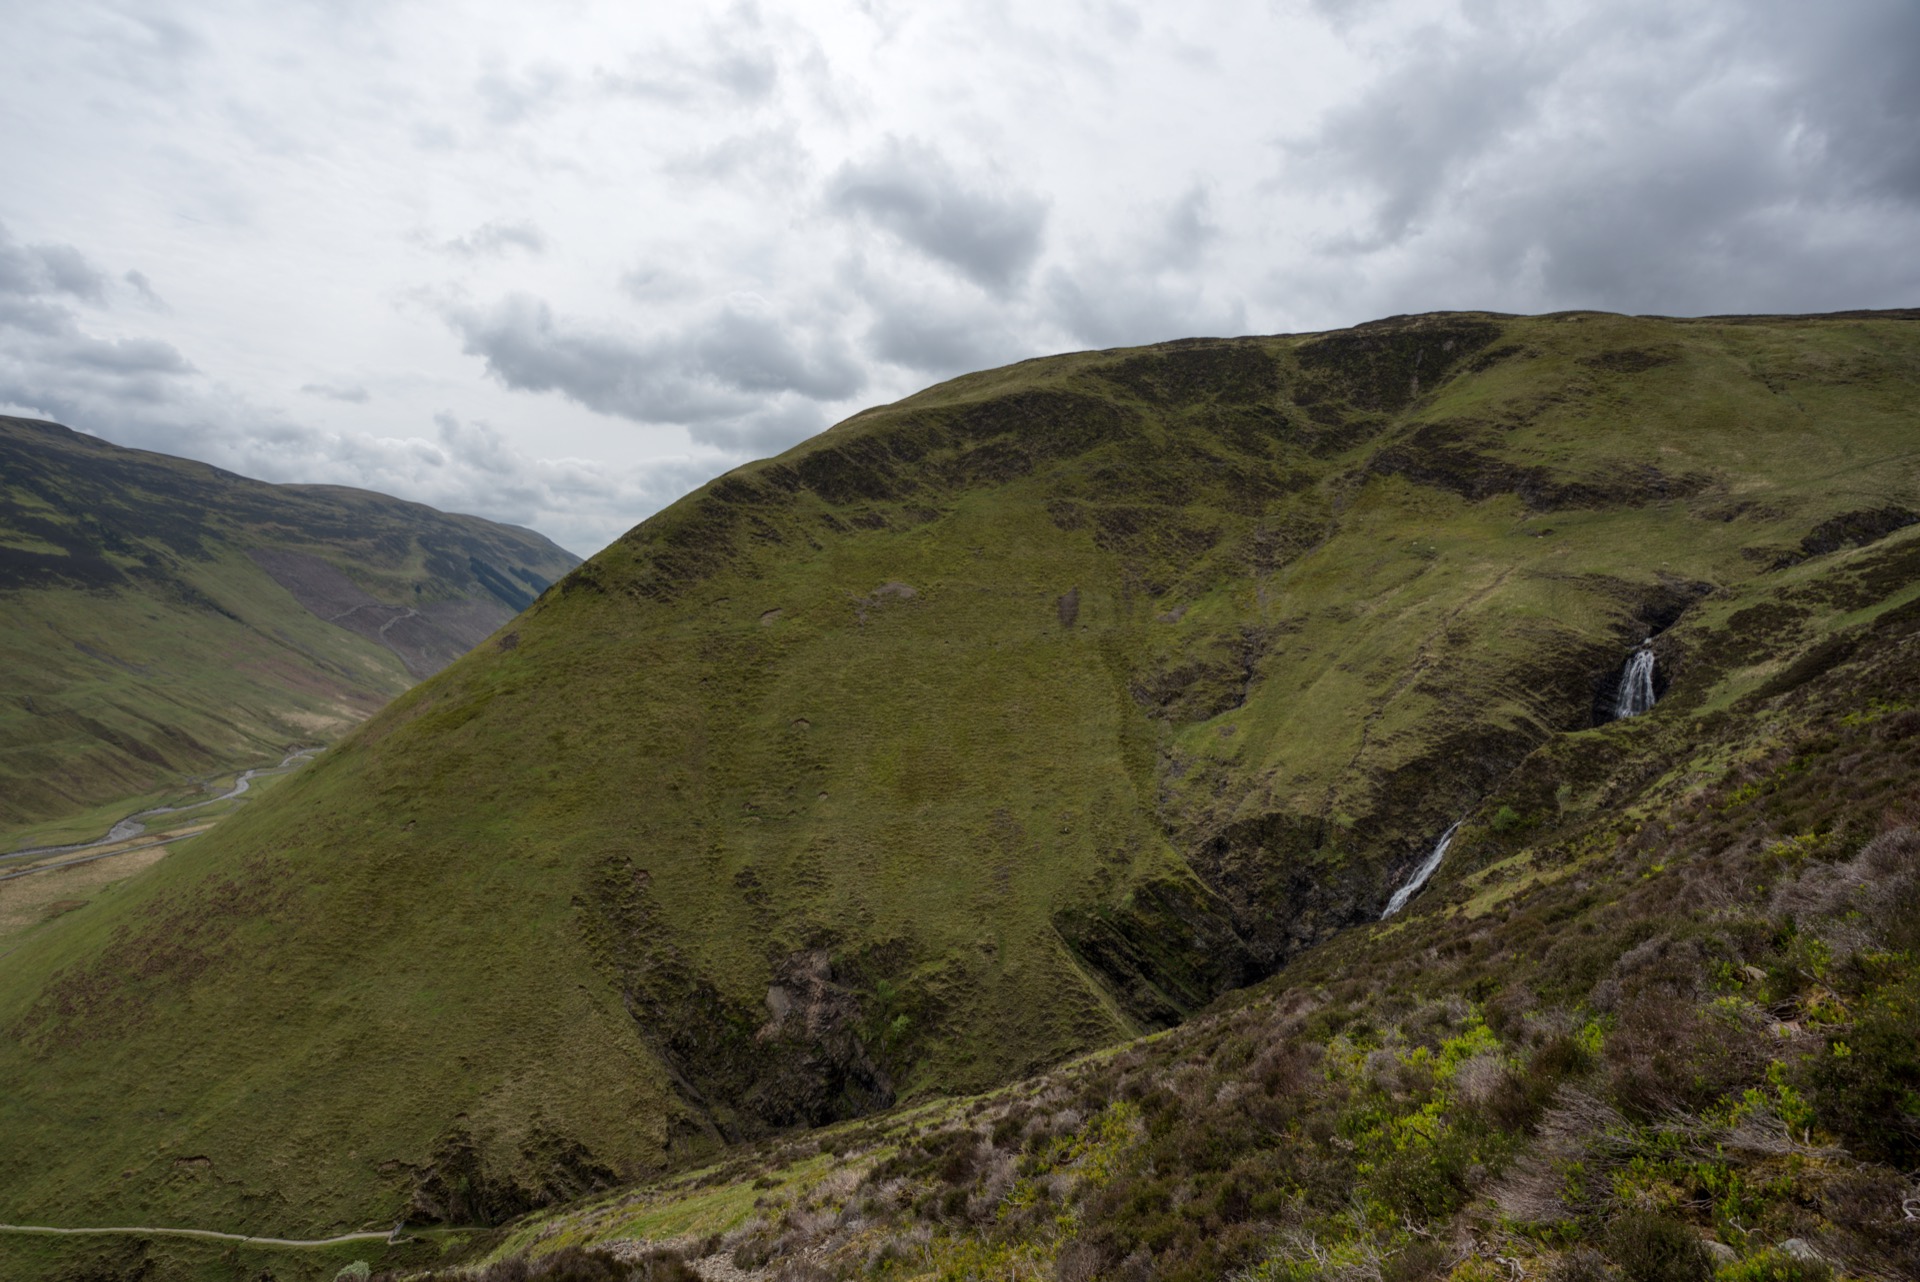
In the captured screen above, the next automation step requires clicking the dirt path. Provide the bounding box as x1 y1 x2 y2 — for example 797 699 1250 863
0 1222 395 1248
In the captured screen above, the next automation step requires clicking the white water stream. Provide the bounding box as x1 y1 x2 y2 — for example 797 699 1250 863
1381 822 1462 919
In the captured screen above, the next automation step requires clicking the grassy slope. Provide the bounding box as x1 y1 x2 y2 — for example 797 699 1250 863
0 312 1915 1246
0 417 579 832
424 524 1920 1282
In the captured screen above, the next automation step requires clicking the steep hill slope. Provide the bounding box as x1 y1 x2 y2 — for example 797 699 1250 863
0 416 578 832
0 311 1915 1243
419 548 1920 1282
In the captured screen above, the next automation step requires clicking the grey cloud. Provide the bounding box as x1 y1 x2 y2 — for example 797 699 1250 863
0 295 78 333
1097 3 1143 41
0 227 196 413
435 412 517 475
65 336 194 375
619 266 698 303
1308 0 1392 33
596 8 781 107
1285 21 1561 251
866 299 1022 378
86 10 203 94
707 48 779 100
443 219 550 258
686 307 862 399
443 292 864 426
32 243 108 301
0 225 108 302
1279 1 1920 317
1155 186 1219 272
686 399 826 454
124 269 166 309
599 52 777 105
1044 267 1247 351
1783 2 1920 201
476 64 569 126
662 128 808 187
827 139 1049 294
412 121 459 151
446 294 735 424
301 382 371 403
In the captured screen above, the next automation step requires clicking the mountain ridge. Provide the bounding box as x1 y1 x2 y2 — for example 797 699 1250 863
0 415 579 835
0 309 1916 1257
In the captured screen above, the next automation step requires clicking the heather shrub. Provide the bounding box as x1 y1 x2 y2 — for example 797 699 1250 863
1548 1247 1619 1282
1382 1240 1452 1282
383 1246 701 1282
1604 1213 1710 1282
1605 992 1763 1119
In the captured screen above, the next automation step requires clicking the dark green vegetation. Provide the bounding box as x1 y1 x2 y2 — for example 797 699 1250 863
2 311 1918 1281
0 416 578 834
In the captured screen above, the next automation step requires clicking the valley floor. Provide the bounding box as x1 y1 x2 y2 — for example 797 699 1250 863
0 751 313 947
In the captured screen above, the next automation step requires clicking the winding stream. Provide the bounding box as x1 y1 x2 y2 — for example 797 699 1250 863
2 747 316 864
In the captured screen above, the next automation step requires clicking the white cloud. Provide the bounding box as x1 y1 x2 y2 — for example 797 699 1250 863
0 0 1911 561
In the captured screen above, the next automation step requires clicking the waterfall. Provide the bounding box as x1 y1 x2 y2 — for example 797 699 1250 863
1381 822 1461 919
1611 643 1658 719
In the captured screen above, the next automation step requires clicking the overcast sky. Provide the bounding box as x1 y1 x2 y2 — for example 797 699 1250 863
2 0 1916 556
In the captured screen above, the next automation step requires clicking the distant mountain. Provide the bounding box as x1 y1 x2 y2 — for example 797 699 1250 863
1 311 1917 1258
0 416 578 830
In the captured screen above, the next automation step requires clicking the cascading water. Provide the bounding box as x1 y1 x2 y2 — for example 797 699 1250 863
1611 643 1658 720
1381 822 1461 919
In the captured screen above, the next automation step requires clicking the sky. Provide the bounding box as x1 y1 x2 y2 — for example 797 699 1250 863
2 0 1916 557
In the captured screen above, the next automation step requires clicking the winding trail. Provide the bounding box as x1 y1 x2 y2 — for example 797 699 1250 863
2 748 316 866
0 1223 396 1248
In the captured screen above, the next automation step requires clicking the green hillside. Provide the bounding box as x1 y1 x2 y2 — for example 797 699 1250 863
0 416 579 835
1 310 1916 1260
435 546 1920 1282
